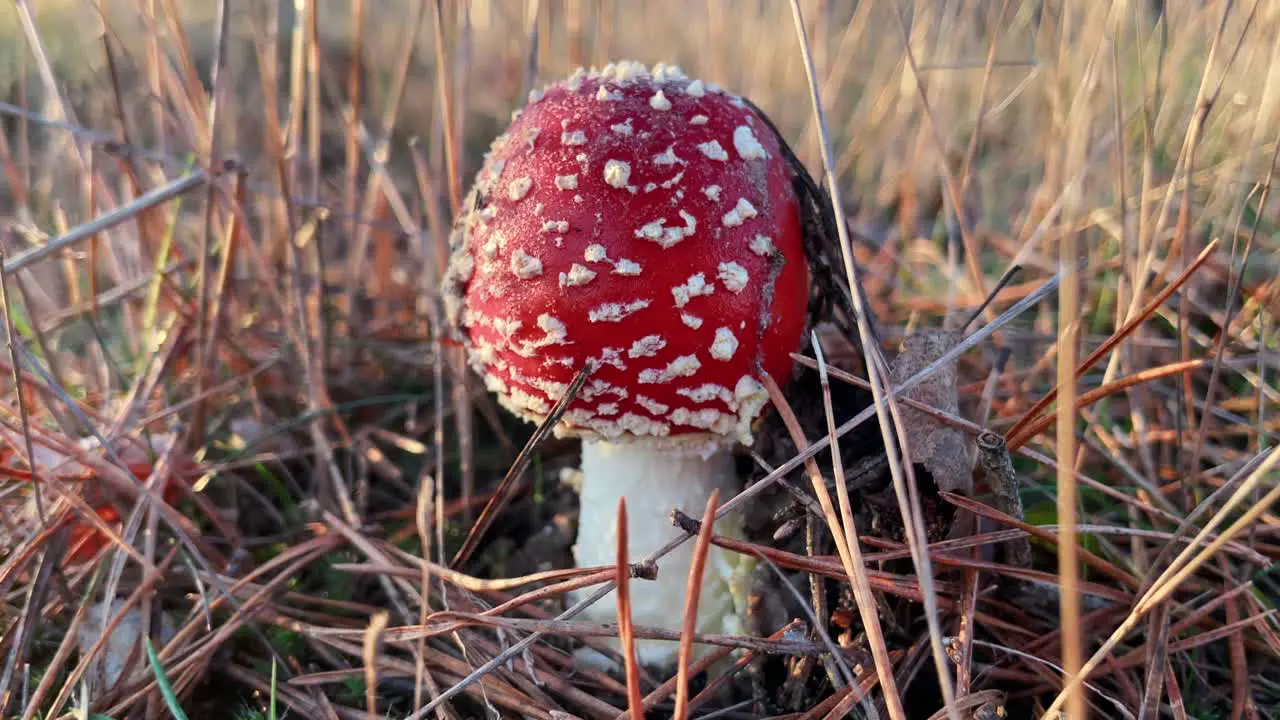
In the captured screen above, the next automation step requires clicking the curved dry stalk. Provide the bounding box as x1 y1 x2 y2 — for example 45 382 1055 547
321 614 826 656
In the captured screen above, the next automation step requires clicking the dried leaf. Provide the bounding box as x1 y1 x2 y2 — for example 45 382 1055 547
889 329 969 493
76 600 177 690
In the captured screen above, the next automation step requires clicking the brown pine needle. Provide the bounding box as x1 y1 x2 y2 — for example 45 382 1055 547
672 488 719 720
1006 238 1219 444
614 499 644 719
1008 357 1225 450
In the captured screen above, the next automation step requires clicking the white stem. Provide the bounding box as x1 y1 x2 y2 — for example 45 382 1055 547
571 439 749 668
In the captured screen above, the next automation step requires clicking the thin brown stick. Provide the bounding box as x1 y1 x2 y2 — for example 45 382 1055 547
613 499 644 719
671 489 718 720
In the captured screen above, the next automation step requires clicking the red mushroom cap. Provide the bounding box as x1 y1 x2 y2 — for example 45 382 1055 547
444 61 809 448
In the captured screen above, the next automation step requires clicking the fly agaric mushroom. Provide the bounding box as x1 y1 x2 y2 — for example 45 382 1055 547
443 61 809 666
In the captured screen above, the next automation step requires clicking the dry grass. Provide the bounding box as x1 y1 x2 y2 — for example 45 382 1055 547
1 0 1279 718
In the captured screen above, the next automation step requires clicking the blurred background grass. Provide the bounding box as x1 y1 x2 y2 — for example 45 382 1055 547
4 2 1279 316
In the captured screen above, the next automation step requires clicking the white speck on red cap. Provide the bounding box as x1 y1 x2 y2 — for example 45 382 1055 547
589 347 628 370
697 140 729 161
603 160 631 188
636 211 696 249
584 244 608 262
628 335 667 358
677 383 734 405
710 328 739 360
588 299 650 322
750 234 776 256
653 146 682 166
613 258 642 275
733 125 768 160
672 273 715 308
668 406 734 434
717 261 749 292
634 394 671 414
722 198 758 227
510 250 543 279
639 354 701 384
508 177 532 201
559 263 597 287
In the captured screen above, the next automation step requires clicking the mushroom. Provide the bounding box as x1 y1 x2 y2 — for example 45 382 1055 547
443 61 810 667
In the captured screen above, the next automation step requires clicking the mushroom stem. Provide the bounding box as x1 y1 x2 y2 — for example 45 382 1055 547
572 439 748 668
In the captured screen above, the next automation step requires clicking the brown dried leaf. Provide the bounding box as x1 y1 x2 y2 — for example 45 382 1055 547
889 329 969 493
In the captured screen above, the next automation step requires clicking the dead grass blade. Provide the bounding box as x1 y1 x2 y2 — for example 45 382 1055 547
1055 188 1084 720
758 366 902 713
4 170 211 274
363 611 389 720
